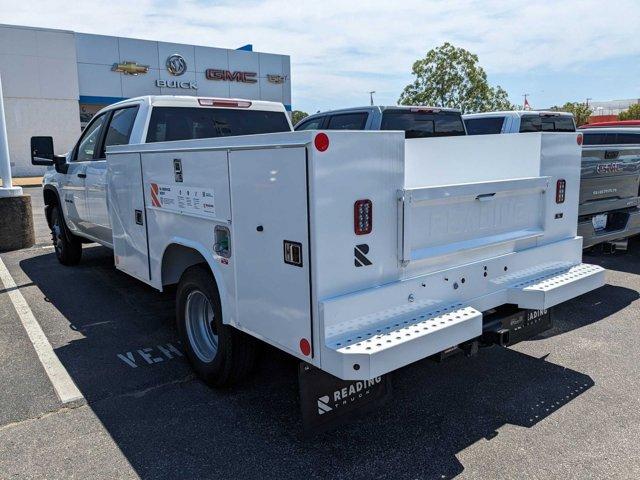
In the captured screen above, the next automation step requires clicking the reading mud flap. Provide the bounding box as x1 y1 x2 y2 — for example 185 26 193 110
299 363 392 437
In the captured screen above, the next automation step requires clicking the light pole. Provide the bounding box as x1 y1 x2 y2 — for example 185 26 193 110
0 74 21 197
369 91 375 106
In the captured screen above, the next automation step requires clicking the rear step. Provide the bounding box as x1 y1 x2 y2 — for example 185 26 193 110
507 263 605 310
326 305 482 380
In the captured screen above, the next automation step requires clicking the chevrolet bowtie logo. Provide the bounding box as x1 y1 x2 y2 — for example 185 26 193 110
111 61 150 76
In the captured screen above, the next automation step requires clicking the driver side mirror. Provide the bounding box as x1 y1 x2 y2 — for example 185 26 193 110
31 136 55 166
31 136 68 173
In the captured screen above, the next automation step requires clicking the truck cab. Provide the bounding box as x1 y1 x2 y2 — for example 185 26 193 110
295 106 467 137
31 96 292 259
463 111 576 135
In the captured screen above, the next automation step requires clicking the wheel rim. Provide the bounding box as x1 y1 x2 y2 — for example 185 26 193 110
185 290 218 363
52 214 64 255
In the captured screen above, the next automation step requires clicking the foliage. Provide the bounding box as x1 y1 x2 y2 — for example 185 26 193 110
550 102 593 126
291 110 309 125
618 104 640 121
398 42 514 113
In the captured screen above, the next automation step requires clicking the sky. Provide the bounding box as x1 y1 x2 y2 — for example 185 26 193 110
1 0 639 113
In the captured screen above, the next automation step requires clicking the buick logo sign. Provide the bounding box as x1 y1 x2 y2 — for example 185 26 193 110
166 54 187 76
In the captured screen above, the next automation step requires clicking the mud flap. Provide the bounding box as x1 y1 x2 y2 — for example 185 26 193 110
298 363 392 438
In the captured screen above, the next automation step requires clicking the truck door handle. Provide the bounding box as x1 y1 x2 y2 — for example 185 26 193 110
77 173 87 178
476 192 496 202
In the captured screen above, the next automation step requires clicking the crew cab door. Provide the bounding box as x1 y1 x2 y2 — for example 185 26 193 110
62 113 108 235
85 105 139 245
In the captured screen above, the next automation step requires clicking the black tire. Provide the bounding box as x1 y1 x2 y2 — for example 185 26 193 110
176 265 257 387
50 204 82 266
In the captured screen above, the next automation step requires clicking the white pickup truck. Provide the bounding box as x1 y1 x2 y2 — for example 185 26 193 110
32 95 604 391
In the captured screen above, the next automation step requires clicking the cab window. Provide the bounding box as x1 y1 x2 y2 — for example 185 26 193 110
295 117 324 131
74 114 107 161
326 113 368 130
464 117 504 135
100 106 139 157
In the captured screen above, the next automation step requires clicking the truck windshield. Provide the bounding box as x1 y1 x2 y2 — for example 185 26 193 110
380 110 465 138
464 117 505 135
146 107 291 143
519 115 576 133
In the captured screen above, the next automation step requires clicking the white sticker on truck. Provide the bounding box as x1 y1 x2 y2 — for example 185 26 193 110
149 182 215 216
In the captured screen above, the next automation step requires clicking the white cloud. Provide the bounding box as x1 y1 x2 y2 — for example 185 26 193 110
1 0 638 111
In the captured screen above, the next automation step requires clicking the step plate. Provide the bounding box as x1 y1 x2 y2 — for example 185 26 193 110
507 263 605 310
326 305 482 380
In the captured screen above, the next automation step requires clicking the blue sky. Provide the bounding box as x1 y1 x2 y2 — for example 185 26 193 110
1 0 639 113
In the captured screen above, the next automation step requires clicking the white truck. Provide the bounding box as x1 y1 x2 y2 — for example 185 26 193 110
32 95 604 391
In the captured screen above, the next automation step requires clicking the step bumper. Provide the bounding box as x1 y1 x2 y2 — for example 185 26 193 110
324 305 482 380
507 263 605 310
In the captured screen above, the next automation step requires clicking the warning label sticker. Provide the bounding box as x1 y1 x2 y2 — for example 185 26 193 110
149 183 215 216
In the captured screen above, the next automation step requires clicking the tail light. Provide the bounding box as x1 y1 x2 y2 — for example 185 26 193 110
556 179 566 203
577 134 583 146
198 98 251 108
354 199 372 235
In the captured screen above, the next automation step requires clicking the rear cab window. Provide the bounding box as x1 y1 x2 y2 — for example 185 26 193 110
520 114 576 133
380 109 465 138
325 113 368 130
146 107 291 143
583 132 640 145
464 117 505 135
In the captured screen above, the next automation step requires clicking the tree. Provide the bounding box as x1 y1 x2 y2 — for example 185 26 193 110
550 102 593 126
619 103 640 121
399 42 514 113
291 110 308 125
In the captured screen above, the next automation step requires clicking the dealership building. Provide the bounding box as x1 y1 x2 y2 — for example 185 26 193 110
0 23 291 176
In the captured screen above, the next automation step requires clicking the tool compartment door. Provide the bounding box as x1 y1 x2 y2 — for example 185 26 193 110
107 151 150 282
229 147 312 356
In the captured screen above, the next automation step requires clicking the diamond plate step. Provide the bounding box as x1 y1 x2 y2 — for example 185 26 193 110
507 263 605 310
326 304 482 380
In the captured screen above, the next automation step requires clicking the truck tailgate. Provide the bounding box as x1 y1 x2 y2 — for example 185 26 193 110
399 177 548 263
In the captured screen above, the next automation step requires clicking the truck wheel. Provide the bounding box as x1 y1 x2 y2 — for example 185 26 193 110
50 205 82 266
176 265 257 387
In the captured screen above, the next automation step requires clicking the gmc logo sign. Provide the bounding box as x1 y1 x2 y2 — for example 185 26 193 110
205 69 257 83
596 163 623 174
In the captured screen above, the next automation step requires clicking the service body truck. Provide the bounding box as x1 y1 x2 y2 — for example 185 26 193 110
32 96 604 391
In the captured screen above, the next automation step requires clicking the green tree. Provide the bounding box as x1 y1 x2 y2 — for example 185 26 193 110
550 102 593 126
619 103 640 121
291 110 308 125
399 42 514 113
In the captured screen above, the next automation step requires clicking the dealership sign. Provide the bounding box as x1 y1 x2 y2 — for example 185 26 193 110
155 79 197 89
206 69 257 83
112 61 149 75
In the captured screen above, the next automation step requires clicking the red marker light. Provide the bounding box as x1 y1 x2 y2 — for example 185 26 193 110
299 338 311 356
314 133 329 152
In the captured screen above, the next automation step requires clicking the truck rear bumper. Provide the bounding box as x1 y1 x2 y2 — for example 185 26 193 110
319 238 605 380
579 207 640 248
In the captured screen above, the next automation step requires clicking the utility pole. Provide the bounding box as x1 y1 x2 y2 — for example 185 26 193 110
369 91 375 106
523 93 530 108
586 97 592 107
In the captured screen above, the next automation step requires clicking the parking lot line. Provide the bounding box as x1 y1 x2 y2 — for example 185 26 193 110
0 257 84 405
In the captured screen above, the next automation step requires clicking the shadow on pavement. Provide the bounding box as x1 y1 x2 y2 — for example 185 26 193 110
584 236 640 276
19 246 600 479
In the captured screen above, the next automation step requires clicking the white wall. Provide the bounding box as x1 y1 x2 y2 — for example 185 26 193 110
0 25 81 177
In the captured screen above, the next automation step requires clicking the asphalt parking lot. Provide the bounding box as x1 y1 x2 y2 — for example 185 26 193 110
1 187 640 479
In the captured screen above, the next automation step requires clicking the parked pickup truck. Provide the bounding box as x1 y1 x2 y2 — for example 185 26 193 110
295 105 467 137
463 111 576 135
577 127 640 248
31 96 604 398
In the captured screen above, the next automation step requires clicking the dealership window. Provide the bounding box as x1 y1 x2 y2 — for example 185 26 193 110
464 117 505 135
146 107 291 142
325 113 368 130
75 114 107 161
100 107 139 157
